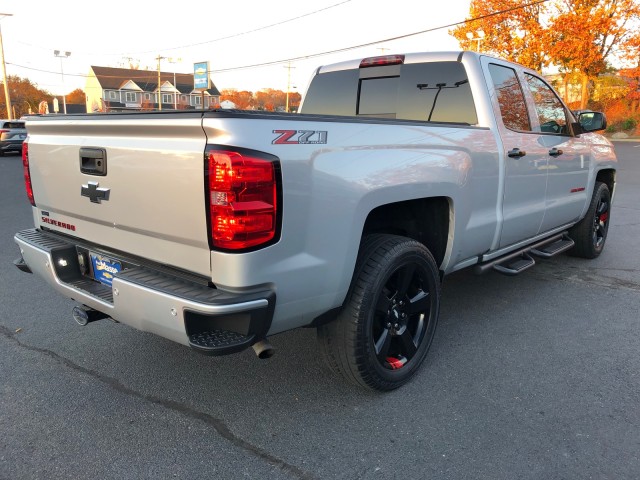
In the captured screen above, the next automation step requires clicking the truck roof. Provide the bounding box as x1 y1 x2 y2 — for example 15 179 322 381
316 51 477 74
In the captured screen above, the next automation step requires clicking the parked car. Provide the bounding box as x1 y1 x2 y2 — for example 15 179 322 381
0 119 27 156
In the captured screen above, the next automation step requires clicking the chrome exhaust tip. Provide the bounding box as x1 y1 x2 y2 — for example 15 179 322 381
252 339 275 359
72 305 110 326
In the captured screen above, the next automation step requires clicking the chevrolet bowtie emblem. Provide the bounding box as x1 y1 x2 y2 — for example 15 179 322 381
81 181 110 203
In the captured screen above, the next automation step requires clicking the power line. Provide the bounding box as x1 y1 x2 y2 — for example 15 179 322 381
125 0 352 55
6 62 87 78
14 0 353 58
7 0 553 80
211 0 553 73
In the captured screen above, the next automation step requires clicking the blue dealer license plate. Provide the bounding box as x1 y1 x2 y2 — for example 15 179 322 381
90 254 121 286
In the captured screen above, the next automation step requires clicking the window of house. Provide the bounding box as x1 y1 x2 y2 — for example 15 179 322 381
144 93 151 100
109 91 117 100
524 74 569 135
162 93 173 104
488 64 531 132
125 92 137 103
194 96 202 105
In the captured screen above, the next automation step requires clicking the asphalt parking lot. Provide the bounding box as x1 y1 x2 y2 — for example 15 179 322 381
1 141 639 479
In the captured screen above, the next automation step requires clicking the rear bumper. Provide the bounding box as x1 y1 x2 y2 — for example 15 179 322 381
14 228 275 355
0 141 23 152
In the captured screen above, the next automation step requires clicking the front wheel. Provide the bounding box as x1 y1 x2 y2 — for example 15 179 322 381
568 181 611 259
317 234 441 391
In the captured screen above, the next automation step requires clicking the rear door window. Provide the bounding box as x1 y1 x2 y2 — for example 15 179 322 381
488 64 531 132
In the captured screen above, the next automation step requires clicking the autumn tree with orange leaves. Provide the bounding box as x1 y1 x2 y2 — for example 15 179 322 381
220 89 256 110
66 88 86 105
221 88 301 112
450 0 550 71
0 75 52 118
619 31 640 113
451 0 640 109
548 0 640 108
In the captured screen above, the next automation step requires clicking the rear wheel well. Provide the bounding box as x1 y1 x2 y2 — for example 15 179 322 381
361 197 450 268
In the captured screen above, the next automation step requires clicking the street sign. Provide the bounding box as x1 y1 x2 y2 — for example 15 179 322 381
193 62 210 90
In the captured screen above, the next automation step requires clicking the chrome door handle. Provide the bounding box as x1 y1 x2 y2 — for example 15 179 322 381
549 148 563 157
508 148 526 158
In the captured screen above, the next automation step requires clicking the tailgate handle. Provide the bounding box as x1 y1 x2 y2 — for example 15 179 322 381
80 147 107 176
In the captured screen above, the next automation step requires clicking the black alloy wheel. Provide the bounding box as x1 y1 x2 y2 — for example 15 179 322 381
317 234 441 391
373 261 432 371
592 193 610 251
568 181 612 259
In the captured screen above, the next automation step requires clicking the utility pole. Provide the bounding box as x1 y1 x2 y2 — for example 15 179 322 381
284 62 295 113
167 58 182 110
0 13 13 120
466 30 485 52
54 50 71 114
156 55 165 111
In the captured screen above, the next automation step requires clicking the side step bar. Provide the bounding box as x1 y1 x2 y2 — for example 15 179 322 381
492 252 536 276
475 233 574 276
530 236 575 258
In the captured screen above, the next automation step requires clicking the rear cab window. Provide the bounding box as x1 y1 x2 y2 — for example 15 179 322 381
301 61 478 125
487 63 531 132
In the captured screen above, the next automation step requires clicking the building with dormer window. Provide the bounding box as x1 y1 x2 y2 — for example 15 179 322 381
84 66 221 113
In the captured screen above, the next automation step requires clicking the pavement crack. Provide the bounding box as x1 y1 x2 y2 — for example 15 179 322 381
0 325 316 480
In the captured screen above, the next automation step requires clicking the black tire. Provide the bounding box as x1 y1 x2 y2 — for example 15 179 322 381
317 234 441 391
568 181 611 259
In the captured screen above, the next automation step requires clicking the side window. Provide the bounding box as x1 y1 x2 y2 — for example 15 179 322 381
524 74 569 135
488 64 531 132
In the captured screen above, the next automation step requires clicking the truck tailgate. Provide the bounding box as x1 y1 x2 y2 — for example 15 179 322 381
25 114 212 277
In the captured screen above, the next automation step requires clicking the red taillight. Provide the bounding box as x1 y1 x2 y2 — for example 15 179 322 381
22 141 35 206
207 149 278 250
359 55 405 68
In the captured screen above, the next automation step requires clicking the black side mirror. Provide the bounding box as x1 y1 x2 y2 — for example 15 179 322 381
577 111 607 132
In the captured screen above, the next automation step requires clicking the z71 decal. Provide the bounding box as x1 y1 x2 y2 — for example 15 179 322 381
272 129 328 145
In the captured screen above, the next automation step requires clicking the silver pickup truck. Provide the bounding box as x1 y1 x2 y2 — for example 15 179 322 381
14 51 617 391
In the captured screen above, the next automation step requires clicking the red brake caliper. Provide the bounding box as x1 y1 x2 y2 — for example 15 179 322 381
386 356 408 369
599 211 608 223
